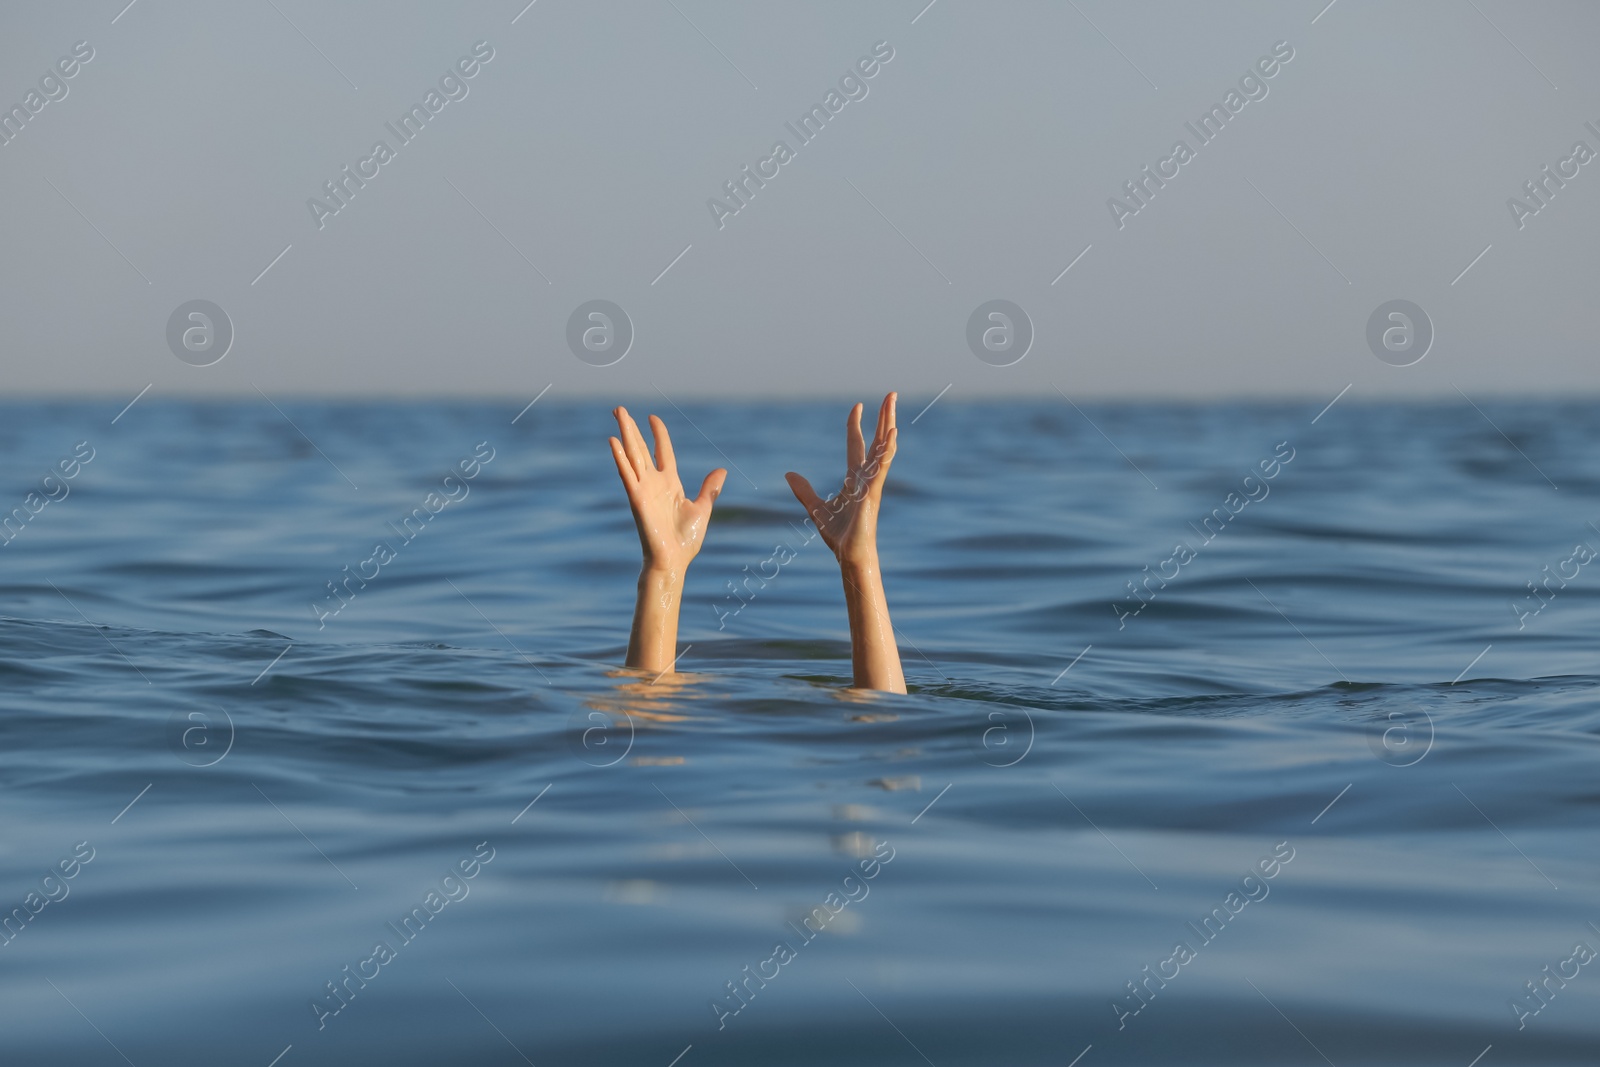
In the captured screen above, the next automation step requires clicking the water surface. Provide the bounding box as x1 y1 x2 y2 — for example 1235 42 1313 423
1 398 1597 1065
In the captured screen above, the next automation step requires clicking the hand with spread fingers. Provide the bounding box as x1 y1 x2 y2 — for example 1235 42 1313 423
785 393 906 693
784 393 899 567
608 407 726 675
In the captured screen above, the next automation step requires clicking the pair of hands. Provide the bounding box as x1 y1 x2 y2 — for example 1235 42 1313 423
607 392 899 575
608 393 905 691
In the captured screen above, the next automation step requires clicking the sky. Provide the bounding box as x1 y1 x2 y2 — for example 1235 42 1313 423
1 0 1597 400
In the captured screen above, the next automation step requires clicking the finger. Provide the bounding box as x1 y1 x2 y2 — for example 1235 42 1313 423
608 436 637 488
615 407 652 479
648 414 676 475
846 402 866 470
785 472 827 522
695 468 727 509
864 425 896 488
871 391 894 451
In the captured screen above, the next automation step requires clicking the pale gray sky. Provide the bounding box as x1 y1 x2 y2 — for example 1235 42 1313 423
2 0 1596 399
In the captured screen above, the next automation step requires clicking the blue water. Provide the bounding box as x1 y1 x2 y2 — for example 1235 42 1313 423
2 398 1598 1065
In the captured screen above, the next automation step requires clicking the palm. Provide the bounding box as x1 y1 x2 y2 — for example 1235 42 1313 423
609 408 725 572
809 458 879 556
632 474 708 562
787 393 898 563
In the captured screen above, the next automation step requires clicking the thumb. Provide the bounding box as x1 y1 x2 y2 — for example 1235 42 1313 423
695 468 728 508
785 472 826 521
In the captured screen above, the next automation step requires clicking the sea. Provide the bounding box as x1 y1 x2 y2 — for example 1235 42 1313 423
0 397 1596 1065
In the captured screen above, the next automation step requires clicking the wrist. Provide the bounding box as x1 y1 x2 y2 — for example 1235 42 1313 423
839 552 881 579
639 563 686 588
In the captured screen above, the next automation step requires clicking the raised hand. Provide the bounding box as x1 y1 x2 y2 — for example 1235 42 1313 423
609 407 726 576
784 392 898 566
785 393 905 693
608 407 726 674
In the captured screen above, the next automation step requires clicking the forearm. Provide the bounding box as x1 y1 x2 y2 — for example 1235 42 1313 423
626 566 685 674
839 555 906 693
